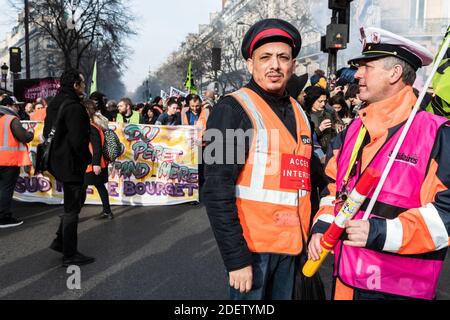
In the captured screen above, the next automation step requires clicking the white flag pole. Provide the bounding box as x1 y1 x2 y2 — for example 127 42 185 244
362 35 450 221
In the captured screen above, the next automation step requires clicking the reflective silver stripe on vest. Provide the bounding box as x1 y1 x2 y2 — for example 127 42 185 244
233 89 268 190
292 99 311 132
0 115 28 152
232 90 308 206
236 186 307 206
2 115 11 147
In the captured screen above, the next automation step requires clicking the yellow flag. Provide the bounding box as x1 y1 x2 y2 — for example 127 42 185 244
427 26 450 118
184 61 198 94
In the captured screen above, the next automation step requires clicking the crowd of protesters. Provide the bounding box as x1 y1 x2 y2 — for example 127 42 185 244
0 70 217 267
0 78 217 220
289 68 363 163
1 20 448 301
0 63 424 242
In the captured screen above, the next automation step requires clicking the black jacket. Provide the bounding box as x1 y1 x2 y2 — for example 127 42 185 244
155 112 181 126
43 88 91 183
202 79 327 272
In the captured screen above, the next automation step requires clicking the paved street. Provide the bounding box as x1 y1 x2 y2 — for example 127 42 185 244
0 201 449 300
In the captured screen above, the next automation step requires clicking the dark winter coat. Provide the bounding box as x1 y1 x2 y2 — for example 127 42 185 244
43 88 91 183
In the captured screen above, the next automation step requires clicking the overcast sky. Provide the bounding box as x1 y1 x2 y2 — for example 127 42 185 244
0 0 222 93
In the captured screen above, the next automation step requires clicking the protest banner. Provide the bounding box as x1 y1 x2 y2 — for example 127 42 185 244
14 122 200 206
169 86 188 97
13 78 60 102
160 90 170 100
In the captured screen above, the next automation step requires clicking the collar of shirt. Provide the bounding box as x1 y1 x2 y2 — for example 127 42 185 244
246 78 292 116
358 85 417 141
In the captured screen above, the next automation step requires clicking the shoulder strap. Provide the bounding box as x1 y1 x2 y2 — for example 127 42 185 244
47 100 71 140
343 125 368 185
55 100 70 127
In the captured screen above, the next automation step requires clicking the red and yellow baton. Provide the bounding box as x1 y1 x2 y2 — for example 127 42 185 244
302 168 381 277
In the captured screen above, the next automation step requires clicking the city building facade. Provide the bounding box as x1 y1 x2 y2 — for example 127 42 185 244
182 0 450 92
0 10 64 93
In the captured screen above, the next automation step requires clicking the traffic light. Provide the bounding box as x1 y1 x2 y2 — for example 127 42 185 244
212 48 221 71
9 47 22 73
320 36 328 53
325 24 349 50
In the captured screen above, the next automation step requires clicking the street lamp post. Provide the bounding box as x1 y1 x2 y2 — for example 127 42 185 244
24 0 31 79
1 63 9 91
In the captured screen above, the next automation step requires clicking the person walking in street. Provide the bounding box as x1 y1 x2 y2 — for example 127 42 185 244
308 27 450 300
81 100 113 220
203 19 324 300
0 96 34 228
43 68 94 267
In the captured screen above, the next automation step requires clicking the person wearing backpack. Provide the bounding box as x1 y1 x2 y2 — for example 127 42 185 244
44 68 94 267
81 100 113 220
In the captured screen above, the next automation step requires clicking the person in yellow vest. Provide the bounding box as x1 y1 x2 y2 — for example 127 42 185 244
116 97 143 124
0 96 34 228
80 100 113 220
203 19 325 300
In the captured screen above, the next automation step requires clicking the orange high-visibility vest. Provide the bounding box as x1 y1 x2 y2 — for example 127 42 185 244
86 123 107 173
30 108 47 121
0 114 32 167
182 110 189 125
194 108 209 146
195 108 208 131
231 88 312 255
182 110 201 126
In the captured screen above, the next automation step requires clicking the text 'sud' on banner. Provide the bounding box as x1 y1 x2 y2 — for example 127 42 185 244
14 122 200 206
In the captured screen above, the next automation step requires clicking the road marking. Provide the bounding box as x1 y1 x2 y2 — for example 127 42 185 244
49 207 206 300
0 266 60 298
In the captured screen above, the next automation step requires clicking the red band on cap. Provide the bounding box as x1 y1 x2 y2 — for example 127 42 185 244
248 28 294 58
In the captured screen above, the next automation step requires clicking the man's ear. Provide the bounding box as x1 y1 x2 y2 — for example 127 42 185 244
291 59 297 73
246 58 254 74
390 64 403 84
